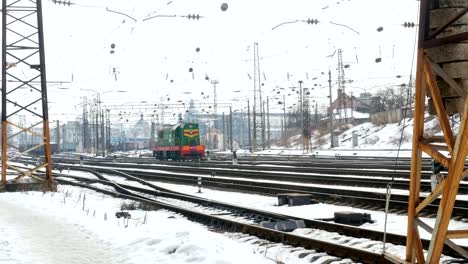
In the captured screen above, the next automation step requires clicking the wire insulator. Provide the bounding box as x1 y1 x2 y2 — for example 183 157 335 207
306 18 319 24
403 22 416 28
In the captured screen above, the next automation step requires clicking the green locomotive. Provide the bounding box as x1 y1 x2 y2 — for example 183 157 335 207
153 123 205 160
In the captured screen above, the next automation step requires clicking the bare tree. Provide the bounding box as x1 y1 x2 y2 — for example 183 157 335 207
374 86 409 111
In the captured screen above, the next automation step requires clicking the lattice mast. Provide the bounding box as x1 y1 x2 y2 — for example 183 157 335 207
150 121 155 150
252 42 263 150
405 1 468 263
211 80 218 119
106 110 111 153
1 0 53 187
211 79 218 148
337 49 347 122
82 97 89 152
302 87 311 152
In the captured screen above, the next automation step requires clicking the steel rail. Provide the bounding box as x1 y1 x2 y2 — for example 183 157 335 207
53 166 468 259
50 159 468 194
54 174 391 263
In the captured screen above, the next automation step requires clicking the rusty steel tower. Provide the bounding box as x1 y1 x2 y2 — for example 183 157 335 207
406 1 468 263
1 0 54 187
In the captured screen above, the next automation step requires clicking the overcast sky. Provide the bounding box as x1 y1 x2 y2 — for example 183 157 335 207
38 0 420 122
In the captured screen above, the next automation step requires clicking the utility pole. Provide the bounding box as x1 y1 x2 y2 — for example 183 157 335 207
328 70 334 148
222 112 226 151
160 97 165 127
107 110 111 153
123 130 126 152
337 49 347 122
299 80 303 151
56 120 60 153
101 110 105 156
90 109 94 154
208 121 212 154
240 109 244 147
75 120 80 151
120 123 125 152
211 80 219 149
283 94 286 139
229 106 233 151
247 100 252 152
262 100 266 149
303 87 311 153
95 104 99 156
62 123 66 152
95 93 101 155
315 101 319 127
267 97 270 147
150 121 155 150
82 97 88 152
211 80 219 119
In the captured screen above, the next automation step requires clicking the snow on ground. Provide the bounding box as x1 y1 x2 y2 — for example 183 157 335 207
58 167 467 261
231 115 458 158
5 117 465 263
144 180 468 249
0 187 273 264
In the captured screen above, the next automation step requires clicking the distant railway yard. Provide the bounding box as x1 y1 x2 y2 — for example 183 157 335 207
2 0 466 262
12 153 468 263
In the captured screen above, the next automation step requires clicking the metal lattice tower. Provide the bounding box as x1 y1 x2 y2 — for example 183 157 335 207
252 42 263 150
82 96 89 152
302 88 311 153
211 79 218 148
211 80 218 117
106 110 111 153
149 121 155 150
337 49 347 122
1 0 53 187
405 1 468 263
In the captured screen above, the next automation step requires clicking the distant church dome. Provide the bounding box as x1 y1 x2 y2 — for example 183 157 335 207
184 99 199 122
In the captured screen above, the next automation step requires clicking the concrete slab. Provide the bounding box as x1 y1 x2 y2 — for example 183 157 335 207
277 193 314 207
261 219 305 232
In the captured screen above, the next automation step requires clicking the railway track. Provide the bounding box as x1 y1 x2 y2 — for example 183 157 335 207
21 155 434 181
45 157 468 195
53 169 391 263
15 156 468 261
51 154 462 180
16 156 468 217
50 166 466 262
53 153 436 172
91 166 468 218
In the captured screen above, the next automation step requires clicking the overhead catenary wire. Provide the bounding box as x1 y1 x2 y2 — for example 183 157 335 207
382 2 420 253
45 1 418 126
106 7 137 22
272 19 359 36
143 14 204 22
